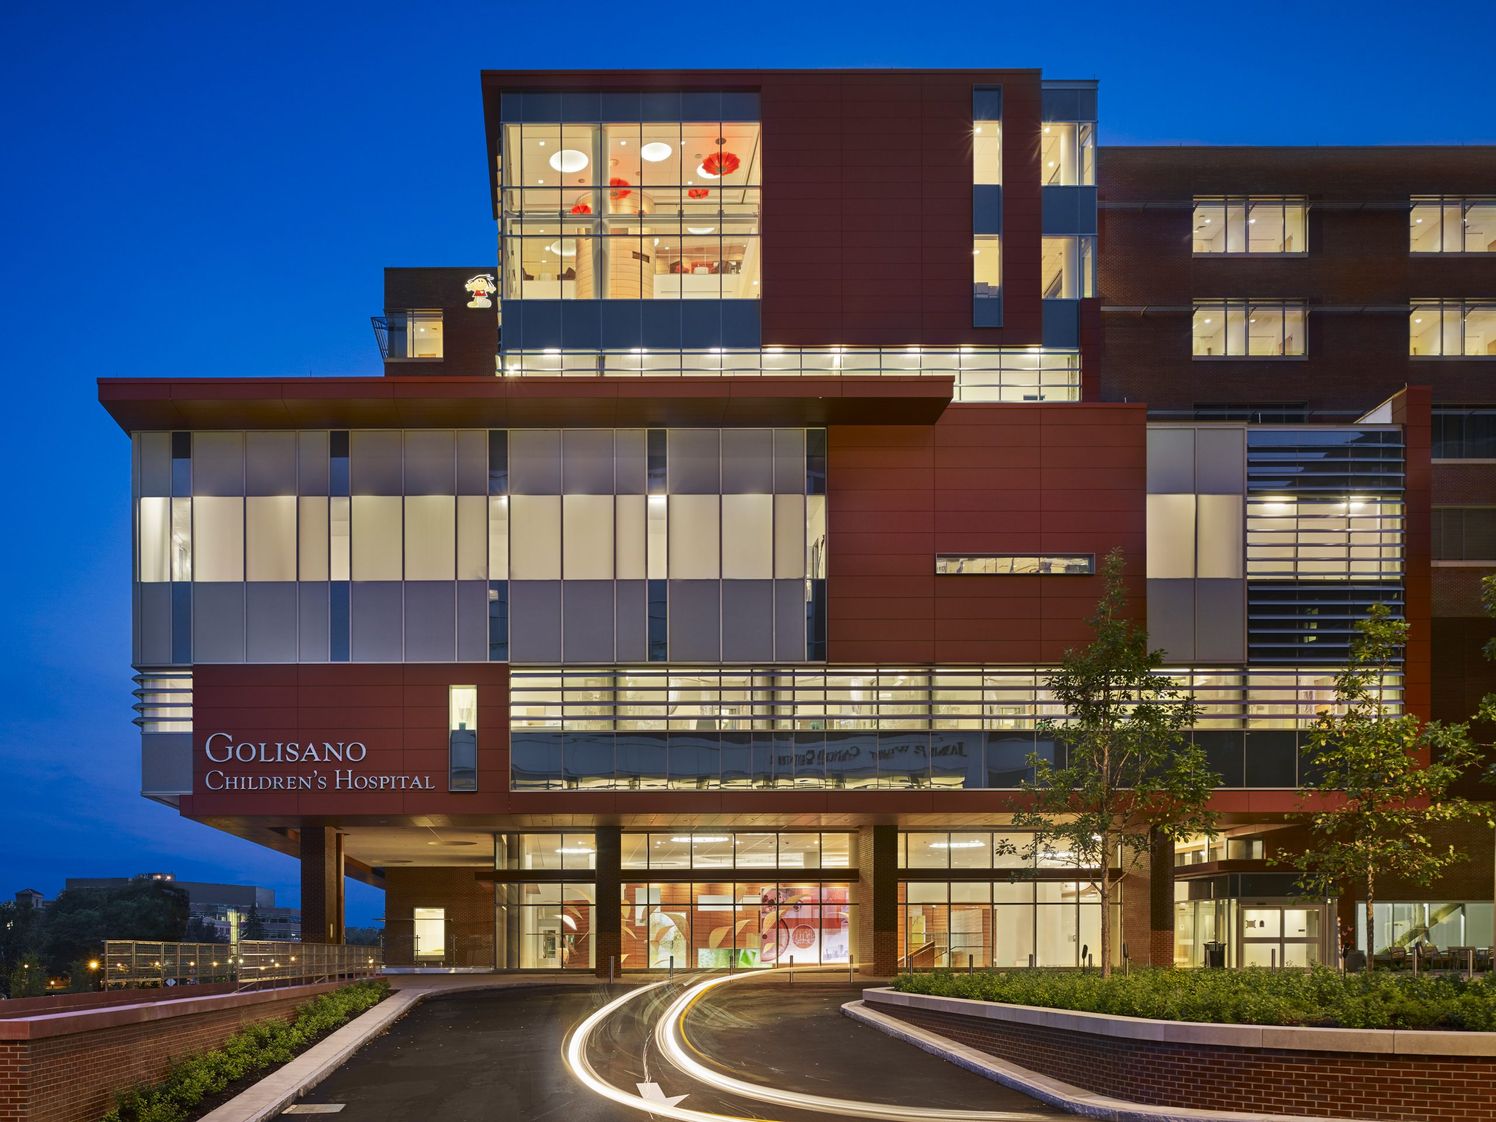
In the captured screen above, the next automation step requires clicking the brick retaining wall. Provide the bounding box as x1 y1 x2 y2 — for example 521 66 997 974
0 982 341 1122
865 989 1496 1122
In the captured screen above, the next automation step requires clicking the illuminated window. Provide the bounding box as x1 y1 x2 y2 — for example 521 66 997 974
973 235 1001 301
936 554 1094 575
1193 198 1306 255
973 120 1001 184
1410 198 1496 254
1040 122 1095 186
500 119 761 301
1041 236 1095 299
1193 300 1305 358
1410 301 1496 357
449 686 477 792
385 311 443 359
412 907 445 959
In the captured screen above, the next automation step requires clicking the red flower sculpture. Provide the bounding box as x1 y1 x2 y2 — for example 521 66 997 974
569 202 592 215
701 151 740 177
687 187 710 199
609 177 632 200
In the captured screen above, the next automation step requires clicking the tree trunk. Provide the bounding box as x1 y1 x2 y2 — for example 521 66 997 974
1365 869 1376 975
1099 830 1112 978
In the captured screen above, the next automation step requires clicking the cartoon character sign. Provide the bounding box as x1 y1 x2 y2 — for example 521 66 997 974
464 274 497 309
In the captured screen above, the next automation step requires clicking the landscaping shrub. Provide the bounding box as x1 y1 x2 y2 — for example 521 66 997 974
105 979 389 1122
891 967 1496 1030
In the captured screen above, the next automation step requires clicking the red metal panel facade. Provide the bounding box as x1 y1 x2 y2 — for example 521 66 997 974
184 664 510 819
826 403 1147 664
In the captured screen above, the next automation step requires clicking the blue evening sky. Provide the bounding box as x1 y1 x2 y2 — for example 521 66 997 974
2 2 1491 926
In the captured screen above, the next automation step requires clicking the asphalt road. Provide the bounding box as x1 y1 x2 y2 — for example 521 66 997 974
295 977 1064 1121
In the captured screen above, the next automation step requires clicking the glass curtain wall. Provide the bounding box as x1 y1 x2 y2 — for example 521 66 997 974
621 881 853 969
501 120 761 300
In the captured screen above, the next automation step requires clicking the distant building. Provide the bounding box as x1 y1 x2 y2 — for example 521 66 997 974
13 889 45 909
64 875 300 941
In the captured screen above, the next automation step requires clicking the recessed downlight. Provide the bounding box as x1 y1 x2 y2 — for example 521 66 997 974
641 141 673 162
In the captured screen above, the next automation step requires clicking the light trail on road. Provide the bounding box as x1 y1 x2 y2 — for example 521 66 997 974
562 969 1058 1122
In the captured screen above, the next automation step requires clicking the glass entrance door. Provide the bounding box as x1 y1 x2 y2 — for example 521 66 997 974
1240 903 1327 967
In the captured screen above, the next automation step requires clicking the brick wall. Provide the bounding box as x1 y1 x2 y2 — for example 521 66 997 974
384 867 494 968
871 998 1496 1122
0 983 340 1122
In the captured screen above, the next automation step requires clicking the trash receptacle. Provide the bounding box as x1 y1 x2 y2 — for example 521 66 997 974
1204 941 1226 969
1344 948 1366 972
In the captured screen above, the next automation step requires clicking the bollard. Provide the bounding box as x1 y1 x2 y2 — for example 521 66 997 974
669 954 674 981
789 954 794 983
1470 948 1477 980
1413 947 1420 978
1027 952 1035 969
849 957 855 983
968 954 974 975
609 956 615 985
1087 953 1094 970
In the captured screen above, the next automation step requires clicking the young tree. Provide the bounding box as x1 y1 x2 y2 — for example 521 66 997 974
1288 603 1489 971
1014 548 1218 976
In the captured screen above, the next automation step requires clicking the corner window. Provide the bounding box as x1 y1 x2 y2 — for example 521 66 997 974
1041 236 1095 299
1040 122 1094 186
1410 198 1496 254
973 235 1001 301
1193 198 1306 255
385 310 444 359
1411 301 1496 357
449 686 478 792
1193 300 1305 358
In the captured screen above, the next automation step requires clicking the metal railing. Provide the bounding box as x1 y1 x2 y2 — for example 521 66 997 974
102 940 382 991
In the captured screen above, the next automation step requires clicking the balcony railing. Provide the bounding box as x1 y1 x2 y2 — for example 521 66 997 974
102 939 382 991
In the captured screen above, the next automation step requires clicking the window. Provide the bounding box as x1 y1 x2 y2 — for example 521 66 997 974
973 120 1001 184
936 554 1093 575
1432 408 1496 459
1040 122 1095 186
1193 198 1306 255
1410 198 1496 254
1433 508 1496 562
449 686 478 791
412 906 445 959
1411 301 1496 357
973 235 1001 301
1193 300 1305 357
1041 236 1094 299
385 311 443 359
500 119 761 300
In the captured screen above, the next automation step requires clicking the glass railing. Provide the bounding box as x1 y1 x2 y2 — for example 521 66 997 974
102 939 382 991
498 346 1082 403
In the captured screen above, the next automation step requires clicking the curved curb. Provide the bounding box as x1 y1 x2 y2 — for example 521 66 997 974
841 1000 1356 1122
199 978 604 1122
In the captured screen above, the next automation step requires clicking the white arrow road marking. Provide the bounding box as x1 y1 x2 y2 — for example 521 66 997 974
636 1082 689 1109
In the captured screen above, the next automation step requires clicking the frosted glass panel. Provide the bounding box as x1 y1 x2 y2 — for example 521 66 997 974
351 496 402 581
669 495 720 579
139 497 170 582
405 496 456 580
298 497 329 581
722 494 772 579
1146 494 1196 579
563 495 614 580
457 495 487 581
511 495 561 580
488 496 510 580
615 495 646 580
1196 494 1243 579
246 496 296 582
773 494 805 579
193 497 244 581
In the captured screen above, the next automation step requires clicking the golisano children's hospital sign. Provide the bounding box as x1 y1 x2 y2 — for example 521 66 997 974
201 732 437 792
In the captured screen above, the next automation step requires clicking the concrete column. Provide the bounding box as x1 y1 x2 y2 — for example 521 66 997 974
300 826 345 944
1148 826 1175 967
593 826 621 979
856 824 899 976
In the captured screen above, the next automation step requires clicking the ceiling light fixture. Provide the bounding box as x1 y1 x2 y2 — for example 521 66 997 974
687 226 715 234
546 240 576 257
640 141 673 162
548 148 589 174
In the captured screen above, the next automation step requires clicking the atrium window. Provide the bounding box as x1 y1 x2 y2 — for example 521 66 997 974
973 236 1001 301
500 118 761 300
1193 300 1306 358
1040 122 1095 186
1041 236 1095 299
1193 198 1306 255
1410 301 1496 357
385 311 443 359
936 554 1094 575
1410 198 1496 254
